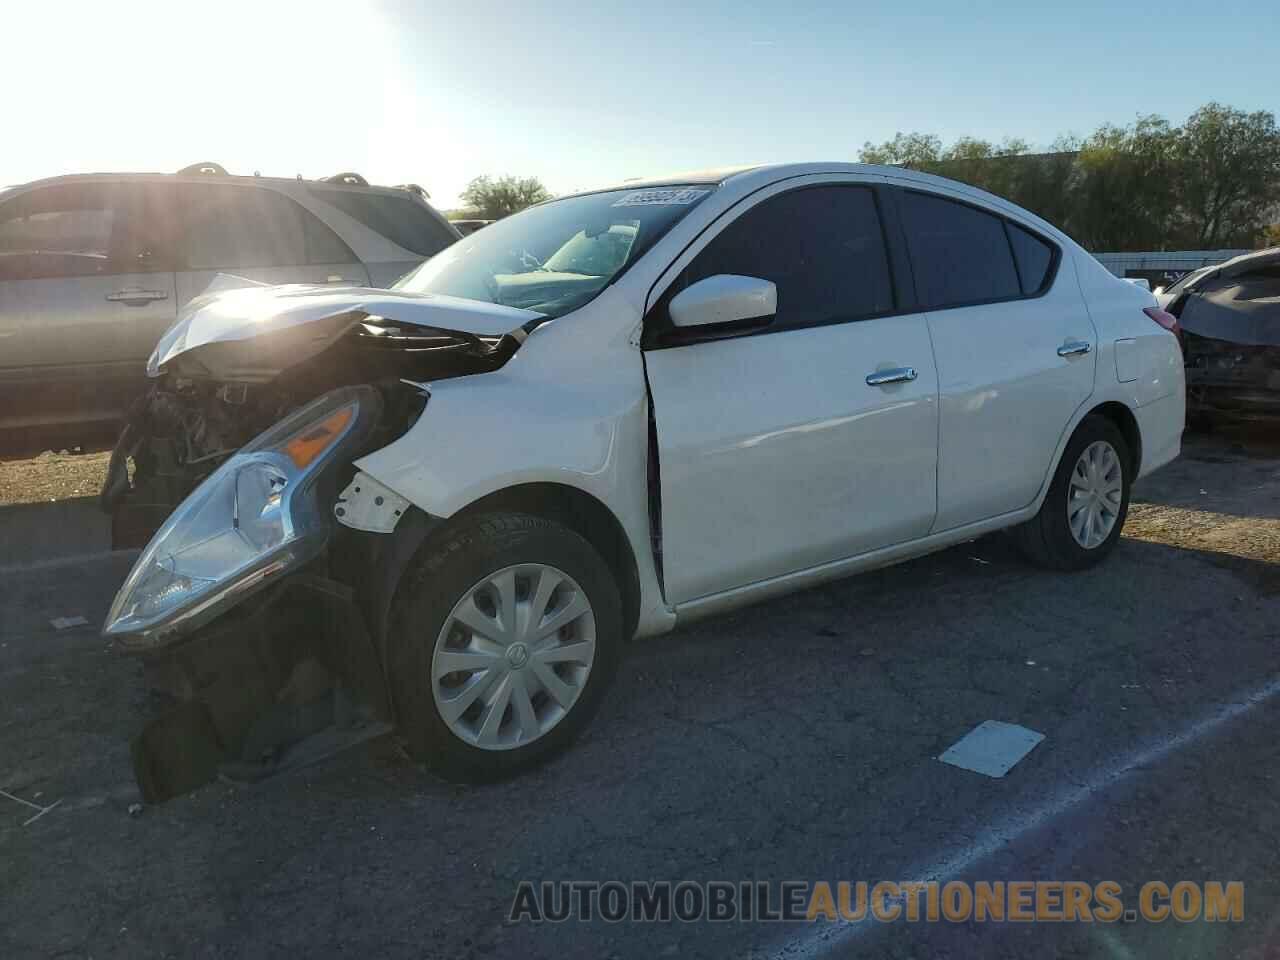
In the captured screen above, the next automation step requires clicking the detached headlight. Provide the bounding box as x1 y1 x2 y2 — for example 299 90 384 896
104 385 381 650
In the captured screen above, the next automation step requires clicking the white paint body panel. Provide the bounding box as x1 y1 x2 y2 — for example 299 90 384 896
924 266 1097 531
350 163 1185 640
646 314 938 603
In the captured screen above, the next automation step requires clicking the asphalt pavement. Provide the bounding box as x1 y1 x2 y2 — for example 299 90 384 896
2 431 1279 959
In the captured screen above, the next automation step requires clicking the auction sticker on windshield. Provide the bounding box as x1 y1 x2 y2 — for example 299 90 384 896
612 188 710 206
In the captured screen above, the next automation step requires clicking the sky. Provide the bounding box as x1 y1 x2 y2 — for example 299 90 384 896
4 0 1277 209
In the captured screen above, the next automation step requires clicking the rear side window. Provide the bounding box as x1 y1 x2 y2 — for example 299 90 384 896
901 191 1021 309
681 185 894 330
179 185 355 270
0 184 117 280
1007 222 1054 294
308 188 456 258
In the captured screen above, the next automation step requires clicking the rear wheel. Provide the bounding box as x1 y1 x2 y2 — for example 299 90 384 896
386 512 621 782
1011 415 1132 570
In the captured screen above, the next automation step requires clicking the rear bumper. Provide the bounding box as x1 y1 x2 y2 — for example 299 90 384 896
1134 389 1184 479
1187 382 1280 421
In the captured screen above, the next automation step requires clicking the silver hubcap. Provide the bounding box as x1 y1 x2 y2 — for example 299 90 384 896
431 563 596 751
1067 440 1124 549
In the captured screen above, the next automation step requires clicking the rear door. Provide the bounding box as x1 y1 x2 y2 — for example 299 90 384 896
896 188 1096 531
173 183 369 306
643 182 939 604
0 181 177 426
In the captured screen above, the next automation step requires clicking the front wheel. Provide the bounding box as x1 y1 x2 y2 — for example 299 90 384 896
1011 415 1132 571
386 512 622 782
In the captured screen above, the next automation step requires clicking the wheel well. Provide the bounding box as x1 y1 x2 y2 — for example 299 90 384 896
448 483 642 640
1086 401 1142 474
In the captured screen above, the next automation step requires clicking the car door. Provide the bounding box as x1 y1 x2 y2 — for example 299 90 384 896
0 180 177 427
896 188 1096 532
173 183 369 306
642 182 939 605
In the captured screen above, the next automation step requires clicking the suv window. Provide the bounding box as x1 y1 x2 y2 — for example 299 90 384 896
179 184 355 270
0 184 117 281
308 187 456 258
679 185 894 330
1007 222 1055 294
901 191 1021 309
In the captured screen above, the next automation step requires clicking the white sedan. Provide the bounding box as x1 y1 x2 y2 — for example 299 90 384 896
105 163 1185 786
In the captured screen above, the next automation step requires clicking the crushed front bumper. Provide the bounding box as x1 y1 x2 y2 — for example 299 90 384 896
128 573 392 803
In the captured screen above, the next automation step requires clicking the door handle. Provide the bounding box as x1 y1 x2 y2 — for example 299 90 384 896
107 288 169 305
1057 341 1092 358
865 366 918 386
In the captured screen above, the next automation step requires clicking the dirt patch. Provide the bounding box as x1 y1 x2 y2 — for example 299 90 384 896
0 450 110 505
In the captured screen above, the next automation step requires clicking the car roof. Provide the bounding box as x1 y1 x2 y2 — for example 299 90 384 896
5 170 416 199
575 162 1071 244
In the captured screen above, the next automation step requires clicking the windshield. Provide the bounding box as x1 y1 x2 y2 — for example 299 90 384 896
1165 265 1213 296
394 186 713 318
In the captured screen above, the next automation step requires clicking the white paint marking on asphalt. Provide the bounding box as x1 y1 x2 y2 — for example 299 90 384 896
938 721 1045 778
769 674 1280 960
0 548 139 577
50 616 90 631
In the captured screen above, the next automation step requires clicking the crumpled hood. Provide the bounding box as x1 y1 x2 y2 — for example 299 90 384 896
149 277 544 378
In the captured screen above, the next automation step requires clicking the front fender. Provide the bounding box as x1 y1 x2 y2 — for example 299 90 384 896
351 343 673 638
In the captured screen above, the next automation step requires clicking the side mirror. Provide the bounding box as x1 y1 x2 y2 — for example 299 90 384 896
1124 277 1151 291
669 274 776 329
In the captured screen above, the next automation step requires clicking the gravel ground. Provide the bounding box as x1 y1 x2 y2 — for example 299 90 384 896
0 449 111 506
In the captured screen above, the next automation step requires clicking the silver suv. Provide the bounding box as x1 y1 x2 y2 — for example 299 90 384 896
0 164 458 432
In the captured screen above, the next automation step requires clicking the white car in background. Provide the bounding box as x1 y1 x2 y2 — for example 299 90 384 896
103 163 1185 794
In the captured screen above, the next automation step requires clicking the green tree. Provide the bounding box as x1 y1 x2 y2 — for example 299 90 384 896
459 175 553 220
1173 103 1280 248
858 132 942 168
1071 115 1178 250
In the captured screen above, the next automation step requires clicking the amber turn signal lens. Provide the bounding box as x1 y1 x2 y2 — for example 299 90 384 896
283 406 354 468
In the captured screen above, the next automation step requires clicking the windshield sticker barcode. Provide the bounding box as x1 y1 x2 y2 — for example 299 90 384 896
612 188 710 207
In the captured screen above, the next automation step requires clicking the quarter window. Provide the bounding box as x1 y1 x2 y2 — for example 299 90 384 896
1007 222 1054 294
901 191 1021 309
308 187 456 258
679 186 894 330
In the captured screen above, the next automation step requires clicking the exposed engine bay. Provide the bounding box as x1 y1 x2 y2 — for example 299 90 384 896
100 281 548 801
101 311 526 548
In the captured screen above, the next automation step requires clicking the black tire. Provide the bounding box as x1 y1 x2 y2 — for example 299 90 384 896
385 512 622 782
1011 415 1132 571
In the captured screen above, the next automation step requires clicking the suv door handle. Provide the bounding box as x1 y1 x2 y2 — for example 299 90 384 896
1057 341 1092 358
865 366 918 386
107 288 169 305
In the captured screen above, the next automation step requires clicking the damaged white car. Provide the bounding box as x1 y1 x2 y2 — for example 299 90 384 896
102 163 1185 798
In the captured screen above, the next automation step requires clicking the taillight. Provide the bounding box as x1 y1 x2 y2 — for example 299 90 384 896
1143 306 1180 336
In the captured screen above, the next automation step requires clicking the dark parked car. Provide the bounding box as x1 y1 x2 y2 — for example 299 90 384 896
1164 247 1280 424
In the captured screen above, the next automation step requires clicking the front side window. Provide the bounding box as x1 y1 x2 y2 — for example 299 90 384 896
395 186 713 318
901 191 1021 309
0 184 116 280
676 185 894 329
